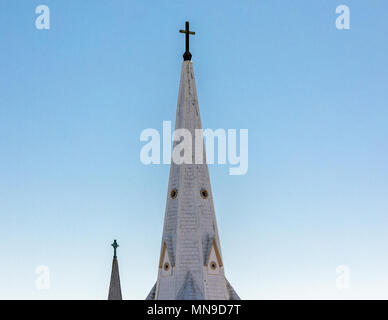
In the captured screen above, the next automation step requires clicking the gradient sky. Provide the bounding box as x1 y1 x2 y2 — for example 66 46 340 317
0 0 387 299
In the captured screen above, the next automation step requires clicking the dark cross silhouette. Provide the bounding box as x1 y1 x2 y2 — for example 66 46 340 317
179 21 195 61
111 239 119 259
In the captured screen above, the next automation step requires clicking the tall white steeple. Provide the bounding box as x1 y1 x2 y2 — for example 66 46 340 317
147 22 239 300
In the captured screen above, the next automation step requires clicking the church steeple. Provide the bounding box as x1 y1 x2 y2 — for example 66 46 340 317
146 24 239 300
108 240 122 300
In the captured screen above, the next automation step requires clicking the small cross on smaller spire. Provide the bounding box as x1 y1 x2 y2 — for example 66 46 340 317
111 239 119 259
179 21 195 61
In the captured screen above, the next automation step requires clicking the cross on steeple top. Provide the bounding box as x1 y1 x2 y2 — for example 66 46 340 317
179 21 195 61
111 240 119 259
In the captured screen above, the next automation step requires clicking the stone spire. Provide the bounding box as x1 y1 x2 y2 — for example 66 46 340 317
146 43 239 300
108 240 122 300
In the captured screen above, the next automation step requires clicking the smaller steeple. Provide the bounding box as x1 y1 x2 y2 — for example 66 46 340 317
108 239 122 300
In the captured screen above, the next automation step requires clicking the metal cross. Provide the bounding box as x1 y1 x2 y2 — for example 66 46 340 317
111 239 119 259
179 21 195 61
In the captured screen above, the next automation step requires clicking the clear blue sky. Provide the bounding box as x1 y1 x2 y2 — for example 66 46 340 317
0 0 387 299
